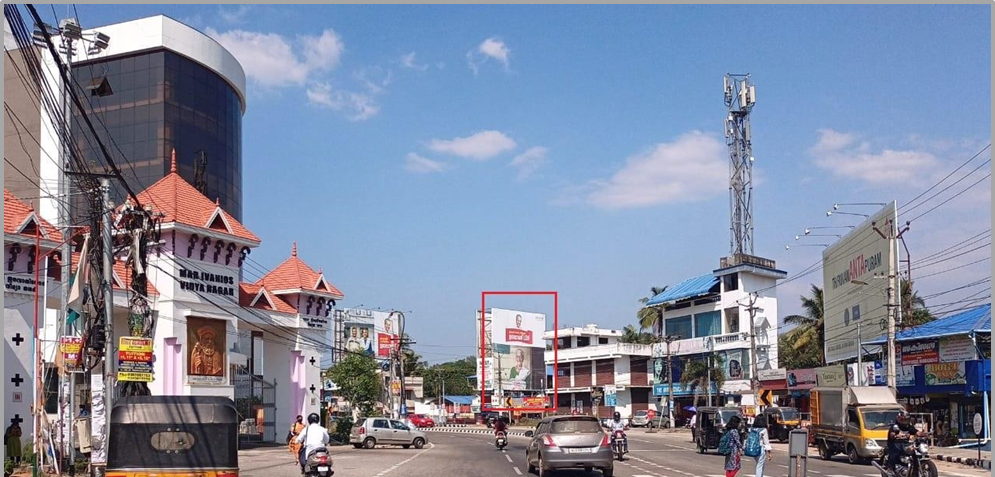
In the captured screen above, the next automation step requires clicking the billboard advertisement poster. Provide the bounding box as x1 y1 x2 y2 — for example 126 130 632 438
979 333 991 358
490 308 546 348
816 365 846 387
896 364 916 387
716 349 746 381
342 309 397 360
924 362 967 386
822 202 899 364
787 369 817 390
939 335 977 362
900 340 940 366
495 346 533 391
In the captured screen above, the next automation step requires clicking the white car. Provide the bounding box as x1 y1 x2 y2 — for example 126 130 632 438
631 411 652 427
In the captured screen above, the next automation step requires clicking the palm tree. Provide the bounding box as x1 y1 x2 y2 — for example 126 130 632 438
782 285 825 365
901 279 934 327
679 356 726 409
620 325 656 344
638 286 668 335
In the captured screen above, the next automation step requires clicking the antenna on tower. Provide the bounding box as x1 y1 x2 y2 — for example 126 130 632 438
724 73 756 257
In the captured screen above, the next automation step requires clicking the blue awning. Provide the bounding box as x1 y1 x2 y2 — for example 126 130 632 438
866 304 991 344
442 395 475 405
645 273 720 306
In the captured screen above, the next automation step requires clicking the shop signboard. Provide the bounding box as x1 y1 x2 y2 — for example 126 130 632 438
653 382 717 397
924 362 967 386
896 364 916 387
822 202 898 364
758 368 787 382
815 365 846 387
604 385 618 407
978 333 991 358
60 336 84 373
117 337 154 382
939 335 977 362
900 340 940 366
787 369 818 390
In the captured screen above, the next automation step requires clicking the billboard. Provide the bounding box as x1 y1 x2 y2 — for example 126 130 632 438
342 309 398 360
490 308 546 348
822 202 900 364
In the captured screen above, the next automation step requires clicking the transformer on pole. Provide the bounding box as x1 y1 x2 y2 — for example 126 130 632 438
724 74 757 257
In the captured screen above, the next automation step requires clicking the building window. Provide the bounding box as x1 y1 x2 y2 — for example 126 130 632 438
665 316 693 340
723 273 739 292
577 336 590 347
558 338 572 349
694 311 721 338
599 337 609 344
725 307 740 334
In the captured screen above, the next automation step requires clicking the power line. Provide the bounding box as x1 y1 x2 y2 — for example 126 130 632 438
906 173 991 223
901 143 991 212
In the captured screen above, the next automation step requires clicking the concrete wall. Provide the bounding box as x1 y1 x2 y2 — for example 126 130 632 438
3 47 44 211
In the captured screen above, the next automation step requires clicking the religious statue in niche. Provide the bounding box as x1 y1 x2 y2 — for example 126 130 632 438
188 317 225 376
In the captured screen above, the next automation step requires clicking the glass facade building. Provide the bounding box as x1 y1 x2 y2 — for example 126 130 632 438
72 49 244 219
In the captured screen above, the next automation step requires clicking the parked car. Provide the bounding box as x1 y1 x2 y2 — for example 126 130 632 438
526 415 615 477
408 414 436 428
350 417 428 450
630 410 654 428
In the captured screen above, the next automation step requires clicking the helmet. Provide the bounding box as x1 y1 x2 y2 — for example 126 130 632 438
613 412 621 420
308 413 321 424
896 410 910 424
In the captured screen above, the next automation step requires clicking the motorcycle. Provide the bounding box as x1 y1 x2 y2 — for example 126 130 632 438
302 446 334 477
495 431 508 450
871 437 938 477
610 430 627 462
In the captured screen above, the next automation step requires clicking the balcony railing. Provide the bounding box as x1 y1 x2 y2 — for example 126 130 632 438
651 332 750 357
545 342 652 363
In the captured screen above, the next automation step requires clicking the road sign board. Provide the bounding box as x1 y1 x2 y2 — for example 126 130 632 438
973 413 983 435
759 389 774 407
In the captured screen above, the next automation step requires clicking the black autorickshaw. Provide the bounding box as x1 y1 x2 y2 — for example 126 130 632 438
694 407 744 454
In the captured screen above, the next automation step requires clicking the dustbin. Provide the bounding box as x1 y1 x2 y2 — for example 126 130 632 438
788 428 808 477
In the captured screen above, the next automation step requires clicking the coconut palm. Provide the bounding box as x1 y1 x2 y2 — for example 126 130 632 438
620 325 656 344
679 355 726 409
782 284 826 365
638 286 668 335
901 279 934 327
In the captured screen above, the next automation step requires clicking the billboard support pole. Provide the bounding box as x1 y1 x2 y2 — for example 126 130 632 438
856 322 863 386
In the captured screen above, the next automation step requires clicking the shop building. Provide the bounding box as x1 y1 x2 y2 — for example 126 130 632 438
645 254 786 404
543 325 654 418
866 304 990 442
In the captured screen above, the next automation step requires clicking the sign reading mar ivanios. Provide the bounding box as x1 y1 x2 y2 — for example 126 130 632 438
178 268 236 297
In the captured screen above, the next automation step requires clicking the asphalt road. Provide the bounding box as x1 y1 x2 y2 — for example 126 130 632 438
238 429 989 477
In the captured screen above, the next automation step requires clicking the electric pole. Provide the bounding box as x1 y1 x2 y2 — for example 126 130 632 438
872 215 904 390
660 335 677 429
746 293 761 405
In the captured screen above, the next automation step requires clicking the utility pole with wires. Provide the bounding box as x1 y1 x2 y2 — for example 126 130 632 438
745 293 762 404
872 218 905 390
659 335 678 430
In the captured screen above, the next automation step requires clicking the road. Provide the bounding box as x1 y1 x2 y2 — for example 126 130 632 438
239 429 989 477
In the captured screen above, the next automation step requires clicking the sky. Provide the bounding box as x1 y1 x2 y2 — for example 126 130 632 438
59 5 991 364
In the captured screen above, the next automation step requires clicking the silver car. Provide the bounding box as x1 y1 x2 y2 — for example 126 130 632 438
630 411 651 428
349 417 428 449
525 416 614 477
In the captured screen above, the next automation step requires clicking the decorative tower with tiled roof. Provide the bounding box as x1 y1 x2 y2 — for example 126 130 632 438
255 242 345 329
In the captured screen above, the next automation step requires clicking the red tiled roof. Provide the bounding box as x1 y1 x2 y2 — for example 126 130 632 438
239 282 297 314
68 251 159 296
131 151 260 243
4 189 63 242
256 242 344 299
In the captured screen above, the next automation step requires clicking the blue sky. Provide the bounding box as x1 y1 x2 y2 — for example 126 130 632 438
69 5 990 363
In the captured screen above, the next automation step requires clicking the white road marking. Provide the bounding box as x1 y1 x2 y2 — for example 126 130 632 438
505 454 514 463
513 467 522 475
372 443 434 477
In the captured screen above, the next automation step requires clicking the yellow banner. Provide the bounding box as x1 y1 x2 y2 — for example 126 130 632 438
117 371 153 382
119 337 153 352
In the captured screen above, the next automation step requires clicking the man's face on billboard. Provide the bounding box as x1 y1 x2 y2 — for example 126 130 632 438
516 314 522 329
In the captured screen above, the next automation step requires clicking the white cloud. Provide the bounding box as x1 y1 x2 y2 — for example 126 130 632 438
427 131 517 161
218 5 253 24
584 131 728 209
810 129 940 185
206 27 343 88
306 82 379 121
353 66 391 94
399 51 428 71
467 37 510 74
404 153 447 174
510 146 548 181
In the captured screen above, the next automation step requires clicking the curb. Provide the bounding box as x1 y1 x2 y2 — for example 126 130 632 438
425 428 528 437
935 453 991 470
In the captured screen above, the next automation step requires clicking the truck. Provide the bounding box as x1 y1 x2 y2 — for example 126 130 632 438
810 386 905 465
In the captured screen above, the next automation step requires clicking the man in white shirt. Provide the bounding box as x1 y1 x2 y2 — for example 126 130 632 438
294 413 330 470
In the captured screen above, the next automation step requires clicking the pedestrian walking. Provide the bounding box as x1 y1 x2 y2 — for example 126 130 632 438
723 415 744 477
746 414 773 477
288 415 306 463
4 422 22 464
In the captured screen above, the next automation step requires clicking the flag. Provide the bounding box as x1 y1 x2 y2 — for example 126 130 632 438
66 236 89 324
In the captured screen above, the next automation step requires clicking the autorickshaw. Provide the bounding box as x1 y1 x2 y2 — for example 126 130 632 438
107 396 239 477
761 406 801 443
694 407 744 454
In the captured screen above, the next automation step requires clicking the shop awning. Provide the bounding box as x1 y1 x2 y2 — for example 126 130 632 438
645 274 720 306
866 304 990 344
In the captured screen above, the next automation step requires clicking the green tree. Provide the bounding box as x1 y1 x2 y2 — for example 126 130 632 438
778 327 823 370
901 279 934 327
782 284 826 365
637 286 668 335
327 353 381 417
620 324 656 344
679 355 726 409
423 357 476 399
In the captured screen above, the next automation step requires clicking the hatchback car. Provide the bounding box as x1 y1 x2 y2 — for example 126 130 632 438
525 415 614 477
350 417 428 449
407 414 436 428
630 410 652 428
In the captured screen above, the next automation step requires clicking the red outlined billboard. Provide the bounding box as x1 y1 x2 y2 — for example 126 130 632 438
479 291 558 413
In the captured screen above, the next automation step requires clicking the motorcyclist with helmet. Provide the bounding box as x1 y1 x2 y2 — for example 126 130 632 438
885 410 925 476
293 413 330 472
608 412 628 454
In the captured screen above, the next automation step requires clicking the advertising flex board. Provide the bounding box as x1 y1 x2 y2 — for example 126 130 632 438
341 309 398 360
490 308 546 348
823 202 900 364
900 340 940 366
